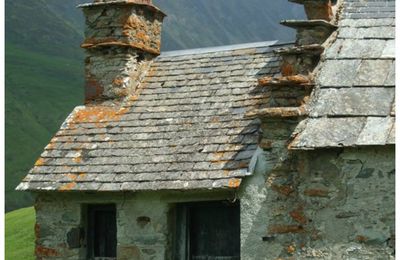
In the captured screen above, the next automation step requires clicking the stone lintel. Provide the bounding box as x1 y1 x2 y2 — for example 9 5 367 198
81 40 161 55
246 106 308 119
258 75 312 87
274 44 325 56
281 19 338 30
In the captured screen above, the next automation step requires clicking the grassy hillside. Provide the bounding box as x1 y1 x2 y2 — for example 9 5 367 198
5 207 36 260
5 0 304 211
5 44 84 211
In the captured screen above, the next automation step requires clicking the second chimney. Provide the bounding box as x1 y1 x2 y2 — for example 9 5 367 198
79 0 166 102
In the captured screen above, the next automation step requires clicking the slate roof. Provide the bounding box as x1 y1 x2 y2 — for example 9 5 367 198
290 0 395 149
17 41 284 192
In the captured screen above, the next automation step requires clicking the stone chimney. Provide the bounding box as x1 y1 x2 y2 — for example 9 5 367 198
79 0 166 102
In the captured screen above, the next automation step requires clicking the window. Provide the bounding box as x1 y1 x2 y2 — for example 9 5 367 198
173 201 240 260
87 204 117 260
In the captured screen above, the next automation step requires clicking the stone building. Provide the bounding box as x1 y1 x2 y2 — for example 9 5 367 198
17 0 395 259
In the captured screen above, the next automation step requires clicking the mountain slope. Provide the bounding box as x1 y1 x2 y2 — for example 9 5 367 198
155 0 303 50
5 0 304 211
5 44 84 211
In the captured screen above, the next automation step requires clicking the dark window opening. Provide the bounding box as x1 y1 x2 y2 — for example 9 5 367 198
87 204 117 260
173 201 240 260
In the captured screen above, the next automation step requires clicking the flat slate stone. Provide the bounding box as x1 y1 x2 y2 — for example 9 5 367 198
339 18 395 27
333 39 386 59
338 26 395 39
353 60 393 86
356 117 394 146
317 60 361 87
381 40 395 58
311 87 394 117
290 118 367 149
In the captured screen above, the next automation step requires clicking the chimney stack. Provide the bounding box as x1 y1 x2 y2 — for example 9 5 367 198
79 0 166 102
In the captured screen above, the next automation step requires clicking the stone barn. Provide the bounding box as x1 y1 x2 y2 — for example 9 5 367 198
17 0 395 259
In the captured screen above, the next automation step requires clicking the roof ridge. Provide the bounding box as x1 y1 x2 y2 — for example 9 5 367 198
159 40 293 57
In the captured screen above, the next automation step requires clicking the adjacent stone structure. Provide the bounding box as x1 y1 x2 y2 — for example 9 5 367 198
18 0 395 259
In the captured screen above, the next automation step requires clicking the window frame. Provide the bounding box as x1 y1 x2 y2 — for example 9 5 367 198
86 204 117 260
172 200 241 260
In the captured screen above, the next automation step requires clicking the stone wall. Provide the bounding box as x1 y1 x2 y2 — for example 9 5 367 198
33 191 234 260
240 145 395 259
33 145 394 260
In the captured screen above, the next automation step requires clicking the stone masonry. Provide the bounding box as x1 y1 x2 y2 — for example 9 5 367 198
80 0 165 102
18 0 395 259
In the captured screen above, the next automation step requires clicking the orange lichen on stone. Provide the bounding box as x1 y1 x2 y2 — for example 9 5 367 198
129 95 139 102
136 31 150 43
85 76 104 102
72 156 82 164
34 158 45 167
238 162 248 168
35 223 40 240
356 235 368 243
113 77 125 86
73 106 129 123
269 224 304 234
304 188 329 197
59 182 77 191
258 75 310 86
124 15 142 31
281 62 294 76
35 246 60 257
290 207 308 224
211 117 220 123
211 152 226 161
246 106 308 119
304 1 333 21
287 244 296 254
228 178 241 188
45 139 57 150
65 173 86 182
272 184 294 196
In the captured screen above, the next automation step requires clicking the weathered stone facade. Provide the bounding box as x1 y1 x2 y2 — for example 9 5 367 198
19 0 395 259
240 146 395 259
34 191 234 259
33 145 395 259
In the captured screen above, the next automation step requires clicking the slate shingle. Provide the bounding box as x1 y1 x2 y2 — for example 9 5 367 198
17 42 283 192
291 0 395 149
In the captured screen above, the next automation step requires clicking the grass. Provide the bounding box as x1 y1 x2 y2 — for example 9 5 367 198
5 207 36 260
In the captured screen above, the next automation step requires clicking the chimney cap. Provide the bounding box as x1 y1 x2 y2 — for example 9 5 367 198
78 0 166 17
